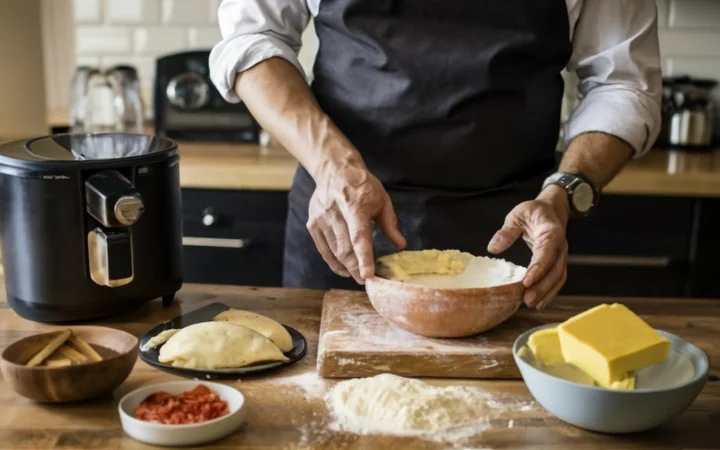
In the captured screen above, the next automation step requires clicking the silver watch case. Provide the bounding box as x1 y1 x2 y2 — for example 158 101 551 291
542 172 596 216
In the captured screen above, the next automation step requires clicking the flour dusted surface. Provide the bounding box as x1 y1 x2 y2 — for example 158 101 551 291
326 374 512 443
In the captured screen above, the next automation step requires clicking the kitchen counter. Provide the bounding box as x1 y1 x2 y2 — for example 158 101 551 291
177 142 720 197
0 280 718 449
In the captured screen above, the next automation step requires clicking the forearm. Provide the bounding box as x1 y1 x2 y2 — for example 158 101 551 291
233 57 365 181
558 132 634 189
537 132 633 223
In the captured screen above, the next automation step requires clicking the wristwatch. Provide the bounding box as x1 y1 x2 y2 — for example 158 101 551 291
542 172 598 218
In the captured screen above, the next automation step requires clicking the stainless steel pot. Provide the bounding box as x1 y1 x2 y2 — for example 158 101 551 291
664 76 717 149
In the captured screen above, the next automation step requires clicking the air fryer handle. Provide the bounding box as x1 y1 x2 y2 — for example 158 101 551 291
86 170 145 228
88 228 134 287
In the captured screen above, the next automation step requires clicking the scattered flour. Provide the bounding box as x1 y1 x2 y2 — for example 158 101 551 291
269 372 327 400
326 374 533 445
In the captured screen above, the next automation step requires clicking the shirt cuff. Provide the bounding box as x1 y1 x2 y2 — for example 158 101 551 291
209 33 306 104
563 85 661 158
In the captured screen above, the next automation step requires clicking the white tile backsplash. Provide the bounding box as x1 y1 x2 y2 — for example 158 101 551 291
76 26 132 54
70 0 720 123
188 28 222 49
670 0 720 28
656 0 670 28
106 0 159 24
161 0 215 25
74 0 101 24
134 27 188 56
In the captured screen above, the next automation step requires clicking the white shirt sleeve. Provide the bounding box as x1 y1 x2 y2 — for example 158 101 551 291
564 0 662 158
209 0 311 103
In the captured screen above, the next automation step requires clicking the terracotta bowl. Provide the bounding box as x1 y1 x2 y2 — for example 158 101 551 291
365 275 525 338
1 326 138 403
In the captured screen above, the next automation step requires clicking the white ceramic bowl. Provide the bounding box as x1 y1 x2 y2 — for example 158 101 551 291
118 381 246 447
514 324 710 434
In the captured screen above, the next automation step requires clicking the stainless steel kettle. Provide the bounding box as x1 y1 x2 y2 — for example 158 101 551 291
663 76 717 149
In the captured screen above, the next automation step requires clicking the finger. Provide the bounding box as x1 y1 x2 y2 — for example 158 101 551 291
330 215 364 284
307 221 351 278
488 226 523 254
522 235 564 288
375 196 407 249
524 248 566 307
346 214 376 281
537 265 567 310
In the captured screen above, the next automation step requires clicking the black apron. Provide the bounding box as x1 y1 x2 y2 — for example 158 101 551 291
284 0 572 290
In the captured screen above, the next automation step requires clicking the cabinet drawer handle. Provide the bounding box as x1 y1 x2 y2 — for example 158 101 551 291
182 237 250 248
567 255 671 268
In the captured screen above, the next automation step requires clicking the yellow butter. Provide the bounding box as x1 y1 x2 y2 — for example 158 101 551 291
558 303 670 388
528 328 564 366
609 375 636 390
527 327 637 389
376 250 470 281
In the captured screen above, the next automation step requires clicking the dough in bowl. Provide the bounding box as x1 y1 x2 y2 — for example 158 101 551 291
377 249 525 289
158 322 289 369
213 309 293 352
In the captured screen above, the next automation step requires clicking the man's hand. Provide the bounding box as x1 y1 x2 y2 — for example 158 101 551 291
307 165 407 284
487 185 570 309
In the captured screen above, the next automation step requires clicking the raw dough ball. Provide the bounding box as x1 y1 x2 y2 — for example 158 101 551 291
158 321 288 369
213 309 293 352
326 373 496 438
376 250 471 281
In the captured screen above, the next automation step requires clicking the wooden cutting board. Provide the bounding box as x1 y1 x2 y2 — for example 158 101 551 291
317 289 548 379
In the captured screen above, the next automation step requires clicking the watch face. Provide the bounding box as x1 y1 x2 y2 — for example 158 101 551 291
572 183 594 213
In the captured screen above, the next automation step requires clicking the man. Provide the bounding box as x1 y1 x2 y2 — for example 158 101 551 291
209 0 661 309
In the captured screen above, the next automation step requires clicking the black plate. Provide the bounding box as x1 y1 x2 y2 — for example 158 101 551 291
138 303 307 379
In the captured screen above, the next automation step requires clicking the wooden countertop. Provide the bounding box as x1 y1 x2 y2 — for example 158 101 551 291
176 141 720 197
0 280 718 449
9 112 720 196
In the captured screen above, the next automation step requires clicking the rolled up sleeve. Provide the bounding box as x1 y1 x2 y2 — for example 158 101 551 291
209 0 310 103
564 0 662 158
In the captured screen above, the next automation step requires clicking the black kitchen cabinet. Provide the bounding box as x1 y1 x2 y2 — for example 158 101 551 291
561 195 695 298
181 189 287 286
180 188 718 298
687 198 720 298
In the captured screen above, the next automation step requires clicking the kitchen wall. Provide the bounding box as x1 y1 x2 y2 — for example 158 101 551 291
68 0 719 127
0 0 48 137
71 0 319 109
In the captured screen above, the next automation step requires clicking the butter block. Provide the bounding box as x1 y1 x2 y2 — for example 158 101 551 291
609 375 636 390
558 303 671 387
528 328 564 366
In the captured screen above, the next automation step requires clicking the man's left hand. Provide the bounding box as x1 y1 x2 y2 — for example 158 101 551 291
487 185 570 309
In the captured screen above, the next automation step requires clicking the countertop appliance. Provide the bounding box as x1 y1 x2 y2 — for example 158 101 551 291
154 50 259 143
0 133 183 322
657 76 717 150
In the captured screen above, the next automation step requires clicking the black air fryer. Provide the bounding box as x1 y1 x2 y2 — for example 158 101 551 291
0 133 183 322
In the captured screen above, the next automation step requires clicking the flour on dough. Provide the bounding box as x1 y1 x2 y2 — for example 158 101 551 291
158 321 288 369
213 308 293 352
326 373 505 442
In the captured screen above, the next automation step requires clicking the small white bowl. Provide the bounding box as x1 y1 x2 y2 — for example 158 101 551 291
118 381 246 447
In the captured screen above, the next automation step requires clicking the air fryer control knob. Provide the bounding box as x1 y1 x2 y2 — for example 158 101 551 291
114 194 145 226
202 208 217 227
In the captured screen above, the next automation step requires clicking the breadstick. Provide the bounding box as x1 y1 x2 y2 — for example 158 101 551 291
68 335 103 362
43 355 72 367
26 330 72 367
56 344 88 364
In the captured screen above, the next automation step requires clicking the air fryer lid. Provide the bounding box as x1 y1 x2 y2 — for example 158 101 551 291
0 133 176 166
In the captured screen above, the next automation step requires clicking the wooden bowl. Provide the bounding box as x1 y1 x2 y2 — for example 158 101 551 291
365 275 525 338
0 326 138 403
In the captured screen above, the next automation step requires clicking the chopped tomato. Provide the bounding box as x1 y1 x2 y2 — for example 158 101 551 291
135 385 230 425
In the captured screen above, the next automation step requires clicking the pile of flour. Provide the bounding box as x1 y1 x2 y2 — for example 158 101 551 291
326 374 513 443
406 256 525 289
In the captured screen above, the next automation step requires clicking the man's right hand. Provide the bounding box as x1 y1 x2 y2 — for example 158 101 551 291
307 164 407 284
